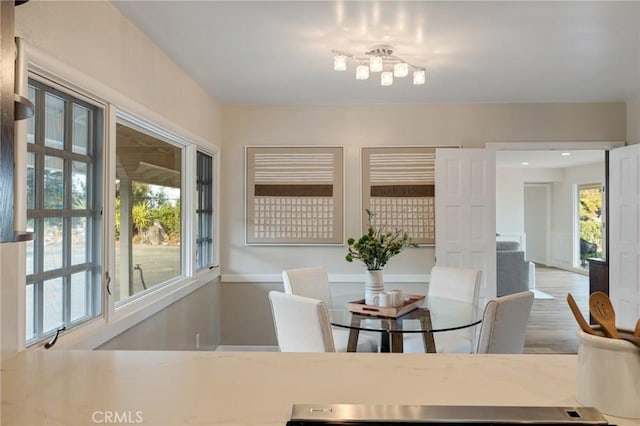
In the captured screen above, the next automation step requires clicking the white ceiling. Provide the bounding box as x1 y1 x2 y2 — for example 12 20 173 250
112 1 640 105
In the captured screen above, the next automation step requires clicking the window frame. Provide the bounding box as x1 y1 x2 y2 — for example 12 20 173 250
104 111 218 325
112 114 187 306
25 75 105 346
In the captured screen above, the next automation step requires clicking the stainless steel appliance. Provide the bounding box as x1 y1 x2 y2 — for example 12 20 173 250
287 404 612 425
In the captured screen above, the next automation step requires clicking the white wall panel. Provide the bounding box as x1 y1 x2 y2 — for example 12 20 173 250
446 253 463 267
446 206 462 241
470 160 487 194
470 206 486 240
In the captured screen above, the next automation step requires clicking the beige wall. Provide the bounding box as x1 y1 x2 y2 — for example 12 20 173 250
628 100 640 144
16 1 221 141
220 282 282 346
2 0 222 357
99 281 219 350
221 103 625 279
219 102 625 345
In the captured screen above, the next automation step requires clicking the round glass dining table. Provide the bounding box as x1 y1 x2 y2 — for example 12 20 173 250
328 293 483 353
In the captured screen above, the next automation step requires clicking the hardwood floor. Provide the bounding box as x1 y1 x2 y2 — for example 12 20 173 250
524 265 589 354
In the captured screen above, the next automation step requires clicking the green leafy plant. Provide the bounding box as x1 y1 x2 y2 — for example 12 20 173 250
346 209 418 270
131 202 150 236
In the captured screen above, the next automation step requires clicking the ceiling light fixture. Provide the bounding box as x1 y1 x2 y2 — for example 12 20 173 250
356 64 369 80
561 152 571 156
333 54 347 71
332 44 426 86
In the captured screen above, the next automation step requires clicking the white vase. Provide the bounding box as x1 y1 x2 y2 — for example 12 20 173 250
364 269 384 305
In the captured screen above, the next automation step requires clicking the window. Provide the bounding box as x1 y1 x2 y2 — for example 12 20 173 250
25 79 103 344
21 69 219 347
114 123 183 303
196 151 214 270
577 183 604 268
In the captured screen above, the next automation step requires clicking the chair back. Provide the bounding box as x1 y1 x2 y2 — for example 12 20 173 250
429 266 481 305
476 291 534 354
282 266 332 306
268 291 336 352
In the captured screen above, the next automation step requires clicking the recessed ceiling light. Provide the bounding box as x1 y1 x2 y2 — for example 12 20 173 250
561 152 571 156
521 162 529 166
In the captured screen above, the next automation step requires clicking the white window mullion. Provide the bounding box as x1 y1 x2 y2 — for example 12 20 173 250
184 145 195 277
104 104 117 322
26 78 104 346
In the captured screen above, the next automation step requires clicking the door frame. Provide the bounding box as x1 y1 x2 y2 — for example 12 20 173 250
486 142 625 151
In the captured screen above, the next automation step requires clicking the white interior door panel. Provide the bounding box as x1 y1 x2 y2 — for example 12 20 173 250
435 148 496 306
609 144 640 329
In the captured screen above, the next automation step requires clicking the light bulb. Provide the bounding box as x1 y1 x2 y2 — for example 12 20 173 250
369 56 383 72
394 62 409 78
381 71 393 86
356 64 369 80
413 69 426 85
334 54 347 71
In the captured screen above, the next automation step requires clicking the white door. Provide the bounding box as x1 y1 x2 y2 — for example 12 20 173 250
435 148 496 307
609 144 640 329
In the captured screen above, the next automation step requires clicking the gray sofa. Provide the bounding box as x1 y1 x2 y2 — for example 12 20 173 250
496 241 532 297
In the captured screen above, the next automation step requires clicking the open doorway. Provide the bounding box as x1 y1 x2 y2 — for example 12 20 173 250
490 142 635 352
496 149 606 273
496 148 607 353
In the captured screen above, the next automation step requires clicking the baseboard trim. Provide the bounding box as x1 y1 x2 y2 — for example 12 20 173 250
215 345 279 352
221 273 430 283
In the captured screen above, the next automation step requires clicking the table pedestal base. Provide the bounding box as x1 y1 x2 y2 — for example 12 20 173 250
347 308 437 353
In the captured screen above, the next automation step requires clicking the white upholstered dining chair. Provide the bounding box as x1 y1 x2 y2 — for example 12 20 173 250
476 290 534 354
282 266 379 352
268 291 336 352
404 266 482 353
428 266 482 305
282 266 332 306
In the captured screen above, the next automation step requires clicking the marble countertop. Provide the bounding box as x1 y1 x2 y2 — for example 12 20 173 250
1 351 633 425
